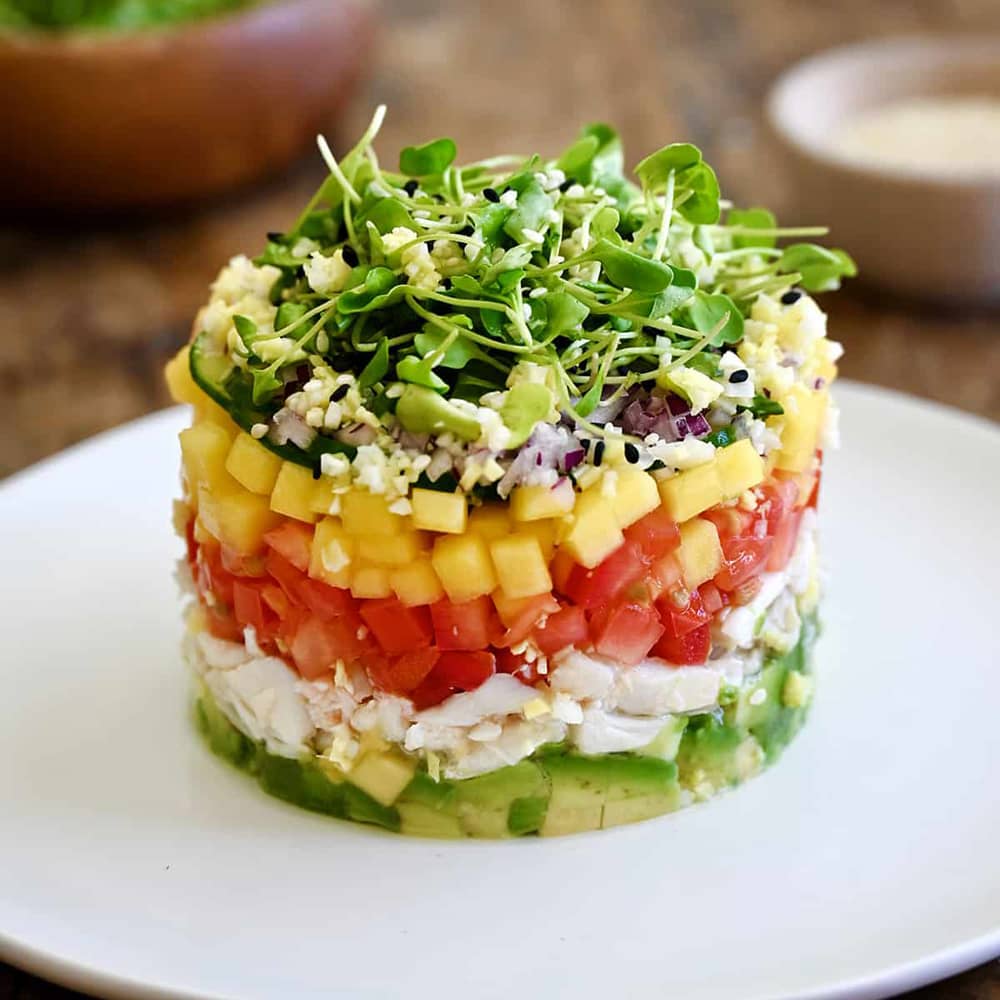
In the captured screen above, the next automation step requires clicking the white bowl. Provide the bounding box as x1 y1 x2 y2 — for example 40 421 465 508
767 37 1000 303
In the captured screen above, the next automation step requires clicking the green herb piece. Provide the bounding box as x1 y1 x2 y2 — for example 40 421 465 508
740 395 785 418
501 382 553 447
727 207 777 249
337 268 399 314
232 314 259 351
705 426 735 447
504 178 554 243
779 244 857 292
397 355 448 392
590 239 674 292
635 142 720 224
686 291 743 345
399 138 457 176
358 338 390 388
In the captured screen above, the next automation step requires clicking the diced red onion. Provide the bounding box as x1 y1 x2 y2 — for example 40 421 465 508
270 408 316 449
336 422 377 446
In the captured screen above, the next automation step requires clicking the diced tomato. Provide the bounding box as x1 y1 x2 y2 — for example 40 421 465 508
328 610 377 662
264 548 307 603
263 521 314 572
430 596 497 651
411 651 496 709
703 505 755 539
657 588 709 639
766 508 803 573
699 582 726 616
288 616 342 680
494 592 560 648
200 544 235 607
731 577 763 606
496 648 543 686
533 604 589 655
808 454 823 510
564 541 650 610
759 479 799 536
360 598 433 655
435 650 495 690
590 601 664 666
220 547 267 578
184 518 198 567
298 578 356 620
232 579 269 634
205 605 243 643
367 647 440 696
714 535 773 591
652 622 711 665
549 549 576 595
624 507 680 560
261 582 292 619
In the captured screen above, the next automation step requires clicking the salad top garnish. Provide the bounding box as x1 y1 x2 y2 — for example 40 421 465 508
189 106 853 501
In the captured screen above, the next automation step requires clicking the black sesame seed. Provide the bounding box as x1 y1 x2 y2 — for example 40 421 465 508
312 465 322 480
624 443 640 464
267 231 284 242
729 370 750 384
332 384 350 402
592 441 605 466
341 245 359 267
441 277 452 289
425 240 435 251
483 187 500 203
403 180 418 196
559 178 574 192
781 290 802 305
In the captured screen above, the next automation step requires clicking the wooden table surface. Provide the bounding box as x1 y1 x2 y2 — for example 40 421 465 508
2 0 997 996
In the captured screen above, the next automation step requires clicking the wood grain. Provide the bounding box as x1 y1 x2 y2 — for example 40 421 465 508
1 0 997 996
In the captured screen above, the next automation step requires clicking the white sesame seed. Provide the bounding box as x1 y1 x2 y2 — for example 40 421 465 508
250 423 269 439
566 184 585 199
521 228 545 244
500 189 518 207
528 286 547 299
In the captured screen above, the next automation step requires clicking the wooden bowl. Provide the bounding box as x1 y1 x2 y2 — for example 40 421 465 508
767 37 1000 303
0 0 376 213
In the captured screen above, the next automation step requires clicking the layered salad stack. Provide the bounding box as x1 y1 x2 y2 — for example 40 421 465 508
166 108 852 837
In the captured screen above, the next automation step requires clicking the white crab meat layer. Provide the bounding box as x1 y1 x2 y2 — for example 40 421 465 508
186 513 819 780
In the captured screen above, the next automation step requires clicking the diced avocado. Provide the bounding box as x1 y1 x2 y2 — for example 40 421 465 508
348 749 418 807
639 716 689 762
395 384 481 441
195 696 255 768
508 795 549 836
256 754 347 818
396 773 463 839
676 715 750 792
454 760 550 838
342 784 401 832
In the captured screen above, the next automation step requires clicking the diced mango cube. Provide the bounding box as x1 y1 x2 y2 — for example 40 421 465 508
562 488 624 568
341 490 404 536
431 534 497 601
676 517 723 589
164 346 204 406
348 750 417 806
608 466 660 528
351 563 393 599
468 504 511 541
357 531 427 567
772 385 827 473
520 518 556 561
490 534 553 599
657 461 724 523
308 476 339 515
270 462 319 524
716 439 765 499
309 517 355 588
225 432 283 496
411 488 468 534
389 557 445 606
510 479 576 521
194 398 240 434
179 422 237 492
197 483 281 556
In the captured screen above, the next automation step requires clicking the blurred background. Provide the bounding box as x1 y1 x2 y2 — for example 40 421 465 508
0 0 998 993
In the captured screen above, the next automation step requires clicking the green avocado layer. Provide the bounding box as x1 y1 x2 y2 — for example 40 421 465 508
195 615 818 838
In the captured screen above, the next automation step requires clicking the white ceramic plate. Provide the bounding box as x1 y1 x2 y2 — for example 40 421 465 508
1 381 998 1000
